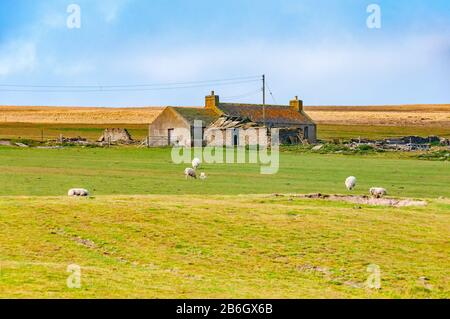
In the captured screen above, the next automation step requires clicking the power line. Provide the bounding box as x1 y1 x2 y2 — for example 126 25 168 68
0 78 260 93
266 81 277 104
0 75 261 89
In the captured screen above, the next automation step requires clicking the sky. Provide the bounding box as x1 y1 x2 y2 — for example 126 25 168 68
0 0 449 107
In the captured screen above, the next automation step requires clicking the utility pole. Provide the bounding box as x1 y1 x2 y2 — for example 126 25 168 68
262 74 266 127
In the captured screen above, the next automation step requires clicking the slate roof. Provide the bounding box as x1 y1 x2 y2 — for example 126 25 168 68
208 116 259 129
217 103 315 126
171 102 315 128
172 107 219 126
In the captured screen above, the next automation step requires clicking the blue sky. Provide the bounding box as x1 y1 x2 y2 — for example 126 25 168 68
0 0 449 106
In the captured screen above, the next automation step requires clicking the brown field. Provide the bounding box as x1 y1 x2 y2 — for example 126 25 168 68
0 106 165 124
1 104 448 127
0 104 449 140
305 104 450 127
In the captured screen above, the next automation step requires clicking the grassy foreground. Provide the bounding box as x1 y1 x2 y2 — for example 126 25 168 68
0 147 448 298
1 194 449 298
0 147 449 198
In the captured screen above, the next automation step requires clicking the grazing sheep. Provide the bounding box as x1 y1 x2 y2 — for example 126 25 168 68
68 188 89 197
199 172 207 180
370 187 387 198
345 176 357 190
192 158 201 169
184 168 197 179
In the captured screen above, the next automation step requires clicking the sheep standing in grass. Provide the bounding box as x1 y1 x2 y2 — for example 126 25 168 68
184 168 197 179
345 176 357 191
68 188 89 197
192 158 201 170
200 172 207 180
370 187 387 198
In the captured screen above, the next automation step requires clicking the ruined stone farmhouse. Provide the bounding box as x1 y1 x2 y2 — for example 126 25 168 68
148 92 317 147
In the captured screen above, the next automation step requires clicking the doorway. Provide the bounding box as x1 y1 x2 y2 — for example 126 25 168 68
168 129 174 146
304 126 309 140
232 129 239 146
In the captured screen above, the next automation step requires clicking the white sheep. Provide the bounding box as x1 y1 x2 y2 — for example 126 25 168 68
199 172 207 180
192 158 201 169
184 167 197 179
345 176 357 190
370 187 387 198
68 188 89 197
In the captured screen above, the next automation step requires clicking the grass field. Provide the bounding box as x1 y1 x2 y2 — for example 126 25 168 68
0 123 149 141
318 124 450 140
0 147 449 298
0 147 449 198
1 194 449 298
1 122 449 142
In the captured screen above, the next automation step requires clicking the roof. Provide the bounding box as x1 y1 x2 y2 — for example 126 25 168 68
217 103 314 126
208 116 260 129
172 107 219 126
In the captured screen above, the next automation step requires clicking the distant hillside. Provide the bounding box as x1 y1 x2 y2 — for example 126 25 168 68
1 104 449 128
0 106 165 124
305 104 450 127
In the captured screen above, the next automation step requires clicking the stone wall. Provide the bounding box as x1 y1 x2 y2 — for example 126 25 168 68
205 127 268 147
97 128 132 143
271 125 317 145
148 108 191 146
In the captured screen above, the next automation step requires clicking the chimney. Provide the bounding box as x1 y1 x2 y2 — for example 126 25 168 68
290 96 303 112
205 90 220 111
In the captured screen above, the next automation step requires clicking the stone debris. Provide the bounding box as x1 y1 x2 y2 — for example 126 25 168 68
274 193 427 207
348 135 449 151
297 193 427 207
97 128 133 144
60 136 89 145
15 142 29 148
312 144 323 151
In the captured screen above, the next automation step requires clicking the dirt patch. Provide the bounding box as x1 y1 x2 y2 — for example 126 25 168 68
73 236 97 249
275 193 427 207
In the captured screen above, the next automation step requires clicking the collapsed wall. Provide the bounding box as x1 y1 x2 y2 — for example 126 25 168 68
97 128 133 143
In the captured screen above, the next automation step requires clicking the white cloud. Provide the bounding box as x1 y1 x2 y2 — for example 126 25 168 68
41 11 66 29
52 61 95 76
117 34 449 79
107 34 450 104
96 0 131 23
0 40 37 76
